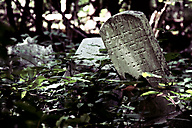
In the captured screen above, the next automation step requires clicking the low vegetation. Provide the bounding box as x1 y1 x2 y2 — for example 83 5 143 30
0 32 192 127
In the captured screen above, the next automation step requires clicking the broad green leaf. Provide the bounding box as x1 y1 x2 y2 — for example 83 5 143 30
186 90 192 94
99 48 107 53
170 91 183 96
19 78 25 83
34 75 46 86
121 104 135 110
44 83 63 90
95 98 104 103
56 115 69 127
88 103 93 107
159 82 176 87
10 37 17 42
140 91 159 96
21 33 29 38
70 77 90 83
54 42 62 45
142 72 162 78
80 114 90 123
164 52 180 61
59 33 67 37
159 83 166 86
184 78 191 83
14 101 39 114
98 91 110 94
74 72 90 77
185 69 192 73
21 90 27 99
77 103 84 108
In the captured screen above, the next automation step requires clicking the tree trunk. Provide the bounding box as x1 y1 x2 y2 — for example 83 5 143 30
35 0 43 35
20 0 30 33
5 0 17 30
131 0 152 19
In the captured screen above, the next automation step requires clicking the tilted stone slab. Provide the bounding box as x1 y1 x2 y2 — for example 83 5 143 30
100 11 178 121
74 37 108 67
100 10 172 87
64 37 111 76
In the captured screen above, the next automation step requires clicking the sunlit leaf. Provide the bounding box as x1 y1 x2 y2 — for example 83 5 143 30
184 78 191 83
88 103 94 107
10 37 17 42
142 72 162 78
44 83 63 90
77 103 84 108
19 78 25 83
99 48 107 53
34 75 46 86
140 91 159 96
56 115 69 127
21 90 27 99
121 104 135 110
54 42 62 45
21 33 29 38
159 83 166 86
186 90 192 94
159 82 176 87
70 77 90 83
95 98 104 103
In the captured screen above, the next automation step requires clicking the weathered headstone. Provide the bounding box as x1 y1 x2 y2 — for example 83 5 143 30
74 37 108 66
100 10 178 122
100 10 172 87
65 37 110 76
7 37 54 67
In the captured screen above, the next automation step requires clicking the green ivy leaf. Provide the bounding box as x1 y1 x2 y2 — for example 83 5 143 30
43 31 49 35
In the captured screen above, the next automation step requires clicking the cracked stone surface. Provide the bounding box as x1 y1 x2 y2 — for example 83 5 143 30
100 10 172 87
100 11 177 119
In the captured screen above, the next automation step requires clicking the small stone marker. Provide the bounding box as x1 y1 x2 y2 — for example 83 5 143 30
100 10 172 87
74 37 108 67
65 37 110 76
7 37 54 67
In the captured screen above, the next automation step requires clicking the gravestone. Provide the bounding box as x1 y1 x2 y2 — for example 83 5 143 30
66 37 111 76
74 37 108 67
100 11 178 122
100 10 172 87
7 37 54 67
